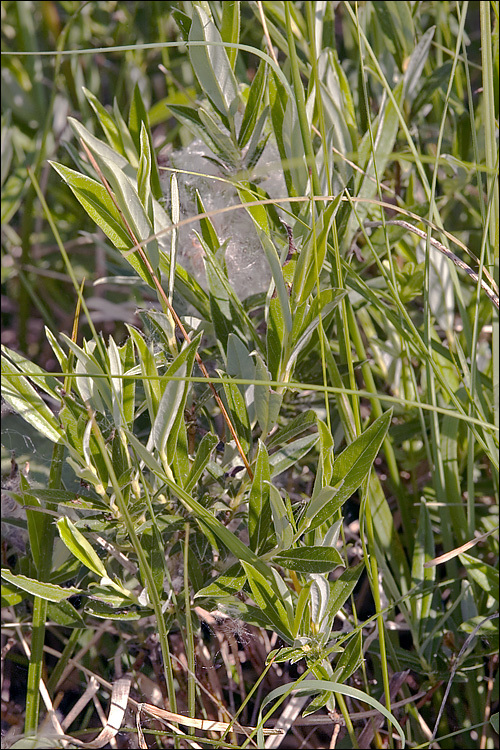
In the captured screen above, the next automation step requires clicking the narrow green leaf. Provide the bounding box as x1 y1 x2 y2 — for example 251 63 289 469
167 104 223 155
128 83 162 199
239 59 267 148
121 337 136 427
189 5 239 124
221 376 252 456
1 357 62 443
326 562 364 620
85 603 142 620
269 70 298 202
185 432 219 493
459 553 499 601
268 484 294 551
266 409 317 450
410 502 435 635
137 122 154 225
140 527 165 599
372 1 408 69
204 249 234 350
248 441 272 552
152 364 187 457
244 112 270 170
220 0 240 69
47 599 86 628
227 334 258 383
1 569 82 603
1 583 25 607
195 189 220 250
308 410 393 531
49 162 131 248
21 475 51 576
332 630 363 683
83 87 123 154
56 517 107 578
403 26 436 99
194 562 246 599
292 197 343 306
293 582 313 637
267 295 286 381
441 415 468 544
241 561 294 642
273 546 344 574
300 484 345 532
198 107 241 164
269 433 319 478
69 118 159 274
309 575 330 632
126 326 161 420
113 98 138 164
165 335 202 473
253 353 282 439
237 182 292 331
285 292 346 378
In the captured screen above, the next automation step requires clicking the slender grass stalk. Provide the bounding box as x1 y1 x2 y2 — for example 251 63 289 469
23 596 48 735
183 524 196 735
480 2 500 258
359 476 394 749
480 3 500 522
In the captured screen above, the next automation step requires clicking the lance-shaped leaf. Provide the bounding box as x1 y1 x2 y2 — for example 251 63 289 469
326 562 364 622
273 546 344 574
185 432 219 493
411 501 435 638
268 484 294 551
69 118 159 274
194 562 246 599
1 569 82 603
269 433 319 478
50 160 155 287
253 353 282 439
220 0 240 69
292 196 343 306
241 561 294 643
299 483 345 534
221 375 252 456
248 441 272 553
1 356 62 443
57 516 107 578
189 5 239 126
307 410 393 531
239 59 267 148
128 83 162 200
152 364 187 457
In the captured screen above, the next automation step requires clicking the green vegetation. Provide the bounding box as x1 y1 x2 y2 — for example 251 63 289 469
1 2 498 748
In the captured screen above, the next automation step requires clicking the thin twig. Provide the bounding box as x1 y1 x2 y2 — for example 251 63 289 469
257 1 278 65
